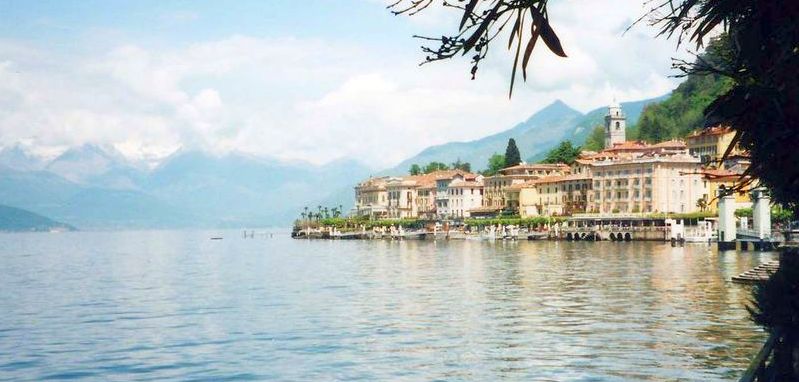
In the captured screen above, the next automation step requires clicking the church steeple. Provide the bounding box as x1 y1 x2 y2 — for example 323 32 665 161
604 98 626 149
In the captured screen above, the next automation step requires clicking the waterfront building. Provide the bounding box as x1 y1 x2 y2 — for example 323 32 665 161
354 176 391 218
587 153 704 214
686 126 741 166
434 171 481 219
378 170 481 220
415 181 437 220
386 177 420 219
604 100 626 149
447 179 484 218
513 175 592 217
482 163 570 214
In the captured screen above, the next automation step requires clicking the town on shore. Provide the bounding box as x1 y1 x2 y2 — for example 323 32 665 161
294 101 776 243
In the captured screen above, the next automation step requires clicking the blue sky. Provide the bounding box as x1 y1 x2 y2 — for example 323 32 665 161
0 0 695 167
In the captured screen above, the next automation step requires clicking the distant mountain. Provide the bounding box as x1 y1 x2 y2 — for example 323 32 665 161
383 96 666 174
383 100 583 175
0 144 46 171
45 143 146 189
529 96 667 161
0 146 372 228
0 204 75 232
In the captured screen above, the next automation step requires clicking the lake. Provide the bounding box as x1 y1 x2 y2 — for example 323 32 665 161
0 230 776 381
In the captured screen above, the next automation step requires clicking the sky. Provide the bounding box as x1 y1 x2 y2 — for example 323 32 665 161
0 0 698 168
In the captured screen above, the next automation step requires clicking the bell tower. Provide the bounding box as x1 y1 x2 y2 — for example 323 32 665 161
604 99 626 149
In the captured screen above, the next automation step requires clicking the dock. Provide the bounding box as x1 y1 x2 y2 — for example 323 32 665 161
731 260 779 284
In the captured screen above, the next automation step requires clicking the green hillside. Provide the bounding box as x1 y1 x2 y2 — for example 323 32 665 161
632 37 733 143
634 74 732 142
0 204 75 232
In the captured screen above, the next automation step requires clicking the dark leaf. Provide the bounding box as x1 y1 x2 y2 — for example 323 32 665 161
509 14 524 98
508 9 521 50
522 23 541 81
462 2 500 54
459 0 480 30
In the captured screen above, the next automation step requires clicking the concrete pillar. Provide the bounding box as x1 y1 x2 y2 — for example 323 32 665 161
751 187 771 239
718 189 737 249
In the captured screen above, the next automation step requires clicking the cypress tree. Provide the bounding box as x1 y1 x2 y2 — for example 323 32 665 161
504 138 522 167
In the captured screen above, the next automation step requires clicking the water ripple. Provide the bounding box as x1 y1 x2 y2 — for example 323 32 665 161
0 231 774 381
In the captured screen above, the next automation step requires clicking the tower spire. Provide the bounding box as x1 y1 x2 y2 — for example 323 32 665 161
604 98 626 149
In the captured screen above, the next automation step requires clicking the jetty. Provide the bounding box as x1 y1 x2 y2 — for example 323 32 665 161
732 260 780 284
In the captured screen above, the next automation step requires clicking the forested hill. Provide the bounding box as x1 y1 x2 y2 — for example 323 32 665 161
633 73 731 142
631 37 733 143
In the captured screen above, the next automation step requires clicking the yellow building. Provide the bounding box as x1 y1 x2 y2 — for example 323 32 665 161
514 175 592 217
354 176 390 218
700 169 753 213
482 163 571 213
686 126 741 166
386 178 419 219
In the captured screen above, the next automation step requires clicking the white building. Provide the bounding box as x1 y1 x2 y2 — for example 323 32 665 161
447 179 484 218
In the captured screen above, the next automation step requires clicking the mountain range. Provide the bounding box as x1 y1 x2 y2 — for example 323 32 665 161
382 96 665 175
0 144 373 229
0 96 664 229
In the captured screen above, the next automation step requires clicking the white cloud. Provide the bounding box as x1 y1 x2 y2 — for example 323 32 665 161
0 1 700 168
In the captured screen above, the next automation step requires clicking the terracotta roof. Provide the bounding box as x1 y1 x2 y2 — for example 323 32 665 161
502 163 570 171
603 140 649 152
651 139 686 149
507 174 590 189
687 125 732 138
700 169 745 182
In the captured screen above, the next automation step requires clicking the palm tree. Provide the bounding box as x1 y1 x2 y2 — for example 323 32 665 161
696 198 708 212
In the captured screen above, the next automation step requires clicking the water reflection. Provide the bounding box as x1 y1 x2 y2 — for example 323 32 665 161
0 232 775 381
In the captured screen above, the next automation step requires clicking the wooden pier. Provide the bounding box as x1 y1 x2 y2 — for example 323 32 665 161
731 260 779 284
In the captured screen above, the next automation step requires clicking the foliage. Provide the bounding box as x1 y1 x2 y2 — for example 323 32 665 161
482 153 506 176
772 207 794 225
389 0 567 97
314 216 422 230
299 204 345 222
645 211 716 220
747 251 799 380
696 198 708 212
651 4 799 219
541 140 581 164
364 219 424 229
504 138 522 167
635 41 734 143
736 207 795 224
450 158 472 172
583 125 605 152
409 164 421 175
465 216 566 228
422 161 450 173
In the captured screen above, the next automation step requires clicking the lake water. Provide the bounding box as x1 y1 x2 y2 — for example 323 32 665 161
0 230 776 381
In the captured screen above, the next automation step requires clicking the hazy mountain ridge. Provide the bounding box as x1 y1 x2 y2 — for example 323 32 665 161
0 145 372 228
382 96 665 174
